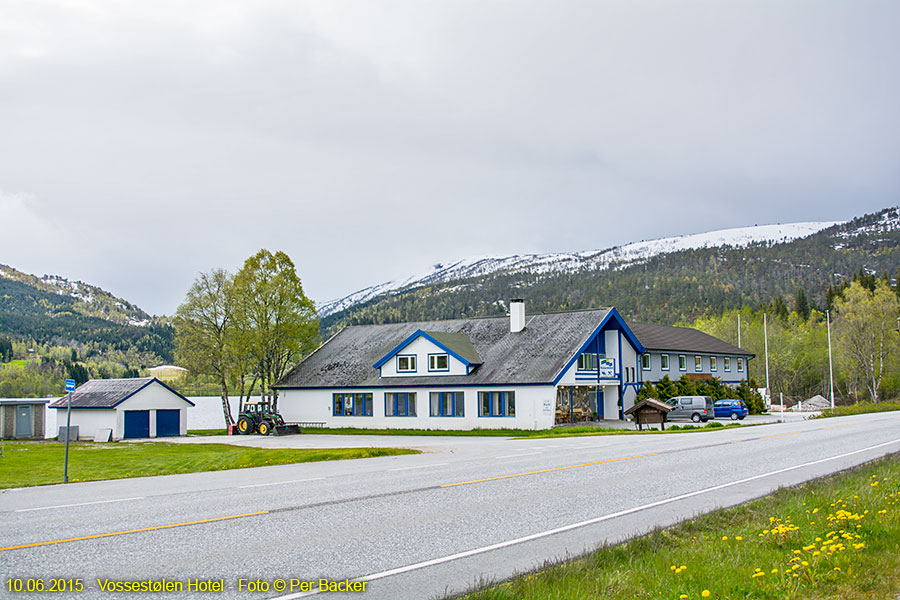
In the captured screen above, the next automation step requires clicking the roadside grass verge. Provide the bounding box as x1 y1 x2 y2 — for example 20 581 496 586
0 441 417 488
203 421 745 439
455 452 900 600
814 402 900 419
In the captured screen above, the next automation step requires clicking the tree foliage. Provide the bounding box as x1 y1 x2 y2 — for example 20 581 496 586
232 250 318 409
833 280 900 403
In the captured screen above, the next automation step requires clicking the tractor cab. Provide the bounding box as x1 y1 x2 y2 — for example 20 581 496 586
235 399 300 436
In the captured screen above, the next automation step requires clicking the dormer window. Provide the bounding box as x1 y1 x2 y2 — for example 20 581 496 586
397 355 416 372
428 353 449 372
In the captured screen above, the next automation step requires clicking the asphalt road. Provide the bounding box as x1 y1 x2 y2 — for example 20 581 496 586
2 412 899 600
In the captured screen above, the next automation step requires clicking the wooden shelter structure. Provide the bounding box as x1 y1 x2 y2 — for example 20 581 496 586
624 398 674 430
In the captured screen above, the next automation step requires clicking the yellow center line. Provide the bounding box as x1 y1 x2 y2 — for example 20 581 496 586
824 420 871 429
759 431 802 440
0 511 269 552
440 454 659 488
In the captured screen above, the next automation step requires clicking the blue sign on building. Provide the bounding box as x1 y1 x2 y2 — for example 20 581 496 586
65 379 76 392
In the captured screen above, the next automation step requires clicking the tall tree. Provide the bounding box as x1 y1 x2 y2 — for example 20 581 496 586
232 250 318 410
795 288 811 321
174 269 243 426
833 280 900 403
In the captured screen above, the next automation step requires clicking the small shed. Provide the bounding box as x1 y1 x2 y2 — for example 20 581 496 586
49 378 194 440
0 399 49 439
624 398 674 431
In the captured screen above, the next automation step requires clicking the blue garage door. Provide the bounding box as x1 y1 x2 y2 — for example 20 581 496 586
124 410 150 439
156 410 181 437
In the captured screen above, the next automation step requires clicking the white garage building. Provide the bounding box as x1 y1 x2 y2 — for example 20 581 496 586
49 377 194 440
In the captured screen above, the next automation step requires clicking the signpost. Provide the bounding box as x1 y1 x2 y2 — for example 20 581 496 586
64 379 75 483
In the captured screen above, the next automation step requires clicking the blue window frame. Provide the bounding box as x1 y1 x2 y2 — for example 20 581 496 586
333 393 373 416
737 358 744 372
724 357 731 371
478 391 515 417
641 354 651 370
577 353 601 371
385 392 416 416
430 391 464 416
396 355 416 373
710 356 717 372
694 355 702 372
678 355 687 371
428 353 449 372
661 354 670 371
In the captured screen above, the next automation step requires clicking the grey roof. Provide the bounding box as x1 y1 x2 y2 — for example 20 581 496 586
275 309 613 388
624 398 674 415
0 398 50 405
424 331 483 364
49 377 194 409
627 321 754 357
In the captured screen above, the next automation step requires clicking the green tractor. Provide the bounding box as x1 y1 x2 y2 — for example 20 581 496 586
236 400 301 436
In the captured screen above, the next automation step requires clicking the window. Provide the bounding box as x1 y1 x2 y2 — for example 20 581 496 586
724 357 731 371
577 353 599 370
385 392 416 416
679 355 687 371
478 391 515 417
737 358 744 372
710 356 717 372
396 355 416 372
430 391 465 417
695 355 702 371
332 393 373 416
428 353 449 372
661 354 670 371
641 354 651 370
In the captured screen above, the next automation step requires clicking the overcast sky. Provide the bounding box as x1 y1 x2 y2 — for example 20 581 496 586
2 1 898 315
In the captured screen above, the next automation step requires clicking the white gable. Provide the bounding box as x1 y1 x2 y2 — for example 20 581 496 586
379 335 469 377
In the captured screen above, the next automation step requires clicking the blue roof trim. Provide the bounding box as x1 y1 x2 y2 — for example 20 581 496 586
276 382 554 390
552 308 646 385
372 329 477 370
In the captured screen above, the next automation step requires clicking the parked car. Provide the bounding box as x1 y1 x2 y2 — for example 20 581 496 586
714 399 749 420
665 395 714 422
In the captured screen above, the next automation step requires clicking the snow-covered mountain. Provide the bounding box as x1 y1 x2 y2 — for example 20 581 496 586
319 220 843 316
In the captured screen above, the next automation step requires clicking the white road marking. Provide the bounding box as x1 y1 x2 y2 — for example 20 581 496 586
15 497 146 513
495 452 543 459
238 478 325 489
387 463 448 472
268 437 900 599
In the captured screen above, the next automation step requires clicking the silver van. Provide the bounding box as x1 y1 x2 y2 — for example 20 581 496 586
665 395 714 422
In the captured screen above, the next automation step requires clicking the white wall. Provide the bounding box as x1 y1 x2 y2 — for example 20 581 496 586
379 336 469 377
280 385 556 430
52 409 116 440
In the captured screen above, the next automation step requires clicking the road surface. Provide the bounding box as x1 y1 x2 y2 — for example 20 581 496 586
1 412 898 599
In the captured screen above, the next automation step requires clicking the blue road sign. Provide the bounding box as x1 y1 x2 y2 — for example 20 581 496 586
65 379 76 392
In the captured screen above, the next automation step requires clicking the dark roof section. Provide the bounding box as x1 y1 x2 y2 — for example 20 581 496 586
624 398 674 415
49 377 194 409
423 331 483 365
275 309 613 389
627 321 754 357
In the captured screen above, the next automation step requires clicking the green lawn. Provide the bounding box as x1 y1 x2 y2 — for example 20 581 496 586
815 401 900 419
455 453 900 600
204 421 743 439
0 441 417 488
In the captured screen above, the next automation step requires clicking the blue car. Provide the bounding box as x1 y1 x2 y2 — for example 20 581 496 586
714 399 748 420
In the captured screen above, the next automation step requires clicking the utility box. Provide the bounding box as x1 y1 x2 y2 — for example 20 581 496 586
624 399 673 431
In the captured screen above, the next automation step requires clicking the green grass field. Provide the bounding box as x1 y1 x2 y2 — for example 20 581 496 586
189 421 742 439
815 401 900 419
0 441 417 488
455 453 900 600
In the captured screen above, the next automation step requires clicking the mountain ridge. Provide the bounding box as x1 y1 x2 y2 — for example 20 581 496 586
319 220 844 317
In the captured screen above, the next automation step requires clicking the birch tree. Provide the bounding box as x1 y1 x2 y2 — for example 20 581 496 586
834 280 900 403
231 249 318 410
